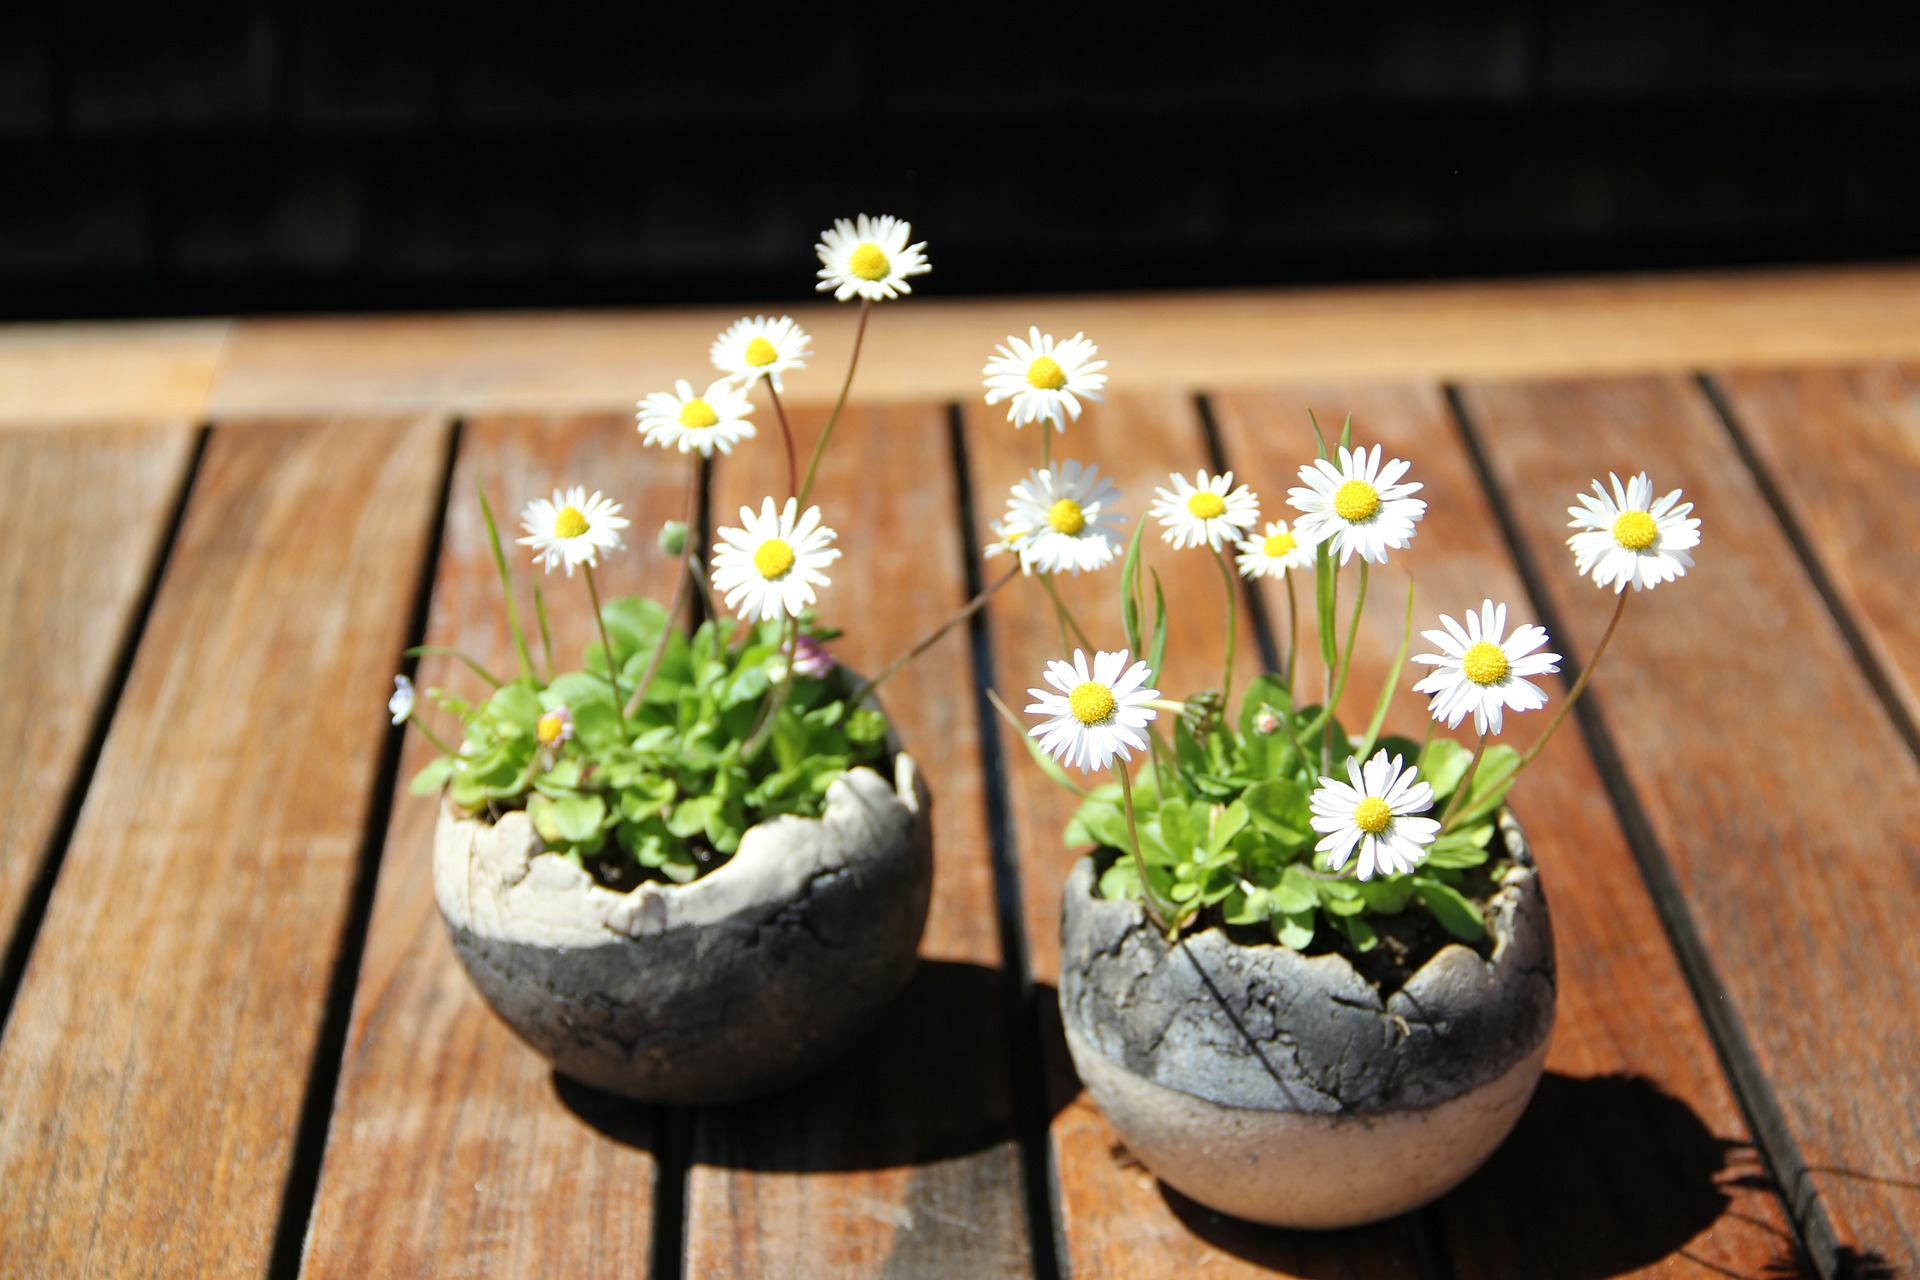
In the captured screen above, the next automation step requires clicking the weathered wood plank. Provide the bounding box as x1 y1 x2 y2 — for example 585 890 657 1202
1459 375 1920 1275
686 401 1032 1279
298 414 686 1279
0 319 229 430
1213 382 1795 1279
0 424 197 999
1713 364 1920 740
184 266 1920 425
0 415 449 1278
965 390 1417 1278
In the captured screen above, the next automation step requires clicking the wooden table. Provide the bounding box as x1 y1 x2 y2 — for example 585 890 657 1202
5 264 1920 1279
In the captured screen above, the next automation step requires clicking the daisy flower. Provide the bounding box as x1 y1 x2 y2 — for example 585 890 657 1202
710 497 841 622
536 705 574 749
1289 444 1426 565
1004 460 1127 575
982 327 1108 429
1567 471 1702 593
638 378 757 456
1026 648 1160 773
389 675 415 725
518 487 629 577
1410 600 1562 736
815 214 930 303
710 315 811 392
1309 750 1440 880
982 518 1030 563
1234 518 1316 580
1150 470 1260 552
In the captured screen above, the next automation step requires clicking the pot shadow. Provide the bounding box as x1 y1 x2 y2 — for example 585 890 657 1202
554 958 1076 1172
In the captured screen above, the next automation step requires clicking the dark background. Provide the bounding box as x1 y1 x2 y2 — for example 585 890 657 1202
5 2 1919 321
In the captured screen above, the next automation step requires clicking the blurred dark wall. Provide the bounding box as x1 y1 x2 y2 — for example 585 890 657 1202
4 2 1918 320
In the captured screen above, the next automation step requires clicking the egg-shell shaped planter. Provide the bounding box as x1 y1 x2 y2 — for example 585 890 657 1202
434 753 933 1104
1059 810 1554 1230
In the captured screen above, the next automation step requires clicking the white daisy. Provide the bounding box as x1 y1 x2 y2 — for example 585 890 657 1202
815 214 930 302
1234 518 1317 580
1309 750 1440 881
1289 444 1426 565
1567 471 1702 593
710 497 842 622
389 675 415 725
1150 470 1260 552
710 315 811 393
982 327 1109 429
1410 600 1562 736
638 378 757 457
982 518 1030 563
518 487 629 577
1004 460 1127 575
1025 648 1160 773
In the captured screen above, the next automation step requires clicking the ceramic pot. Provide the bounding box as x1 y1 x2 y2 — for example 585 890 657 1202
434 752 933 1104
1058 810 1554 1229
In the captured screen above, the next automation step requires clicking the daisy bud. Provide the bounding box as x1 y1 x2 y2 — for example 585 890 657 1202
658 520 689 556
1253 706 1282 736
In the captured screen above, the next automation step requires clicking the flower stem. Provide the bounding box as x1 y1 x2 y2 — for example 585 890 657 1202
627 458 701 719
531 577 556 683
404 713 461 759
744 614 800 759
1440 729 1489 828
766 381 799 500
796 298 872 508
1211 546 1238 709
583 563 627 738
1042 416 1054 471
1284 569 1299 695
851 565 1018 706
1039 573 1093 650
1117 764 1172 935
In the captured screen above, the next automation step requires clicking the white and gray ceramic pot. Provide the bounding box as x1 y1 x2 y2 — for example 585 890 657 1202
433 753 933 1104
1059 810 1554 1229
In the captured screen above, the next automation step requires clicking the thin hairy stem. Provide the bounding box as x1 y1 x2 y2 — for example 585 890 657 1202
1284 569 1299 694
404 714 461 759
1039 573 1094 650
627 460 701 717
766 381 799 500
583 564 628 737
1212 546 1238 708
1440 730 1489 827
797 298 871 507
744 613 801 758
1118 765 1171 935
851 565 1018 706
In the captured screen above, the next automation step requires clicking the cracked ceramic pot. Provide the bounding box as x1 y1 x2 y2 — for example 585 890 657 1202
433 753 932 1104
1058 810 1555 1229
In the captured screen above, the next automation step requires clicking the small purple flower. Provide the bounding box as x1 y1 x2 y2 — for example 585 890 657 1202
786 634 837 679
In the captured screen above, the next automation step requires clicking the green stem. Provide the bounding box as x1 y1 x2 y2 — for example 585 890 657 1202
1117 764 1172 935
1039 573 1093 650
1211 546 1238 708
583 564 627 738
1310 560 1371 769
628 458 701 718
404 713 461 759
766 381 799 500
1042 416 1054 471
851 565 1018 706
796 298 872 507
532 577 556 683
477 480 537 683
1440 730 1489 828
1284 569 1299 695
404 646 504 689
744 613 801 759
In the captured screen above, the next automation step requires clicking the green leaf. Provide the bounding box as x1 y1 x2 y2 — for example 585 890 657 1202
1271 864 1319 914
1356 875 1414 914
1419 737 1472 800
1275 908 1317 949
529 791 609 844
1316 542 1338 668
1064 799 1131 851
1241 778 1312 846
1449 745 1524 827
1336 912 1379 951
1158 797 1199 862
1307 407 1329 460
1146 569 1169 679
1206 800 1250 854
595 596 672 672
1236 674 1293 739
1414 875 1487 942
477 480 536 682
1120 518 1148 655
408 755 457 796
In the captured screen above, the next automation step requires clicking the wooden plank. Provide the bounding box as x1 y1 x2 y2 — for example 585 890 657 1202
1212 382 1794 1279
0 415 449 1278
965 390 1417 1278
0 424 196 993
1459 375 1920 1275
298 414 686 1279
686 401 1032 1279
1713 364 1920 738
0 320 229 430
191 266 1920 424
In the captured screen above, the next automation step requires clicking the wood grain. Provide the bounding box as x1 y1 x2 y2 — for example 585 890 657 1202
0 319 229 429
0 425 197 990
1459 375 1920 1275
965 392 1418 1278
1713 364 1920 739
0 416 448 1278
169 265 1920 426
297 414 689 1279
1212 381 1795 1279
685 401 1032 1279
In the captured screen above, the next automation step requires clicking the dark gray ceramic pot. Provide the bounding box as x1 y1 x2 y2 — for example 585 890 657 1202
1058 810 1555 1228
433 753 932 1104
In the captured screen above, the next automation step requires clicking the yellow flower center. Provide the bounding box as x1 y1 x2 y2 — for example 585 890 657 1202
1353 796 1393 835
1263 531 1298 558
1068 681 1117 726
849 242 890 281
1612 510 1658 551
554 506 590 539
536 712 568 747
1047 498 1087 535
744 336 779 367
1461 640 1511 687
1333 479 1381 522
753 538 796 579
678 398 720 429
1187 491 1227 520
1027 356 1067 390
